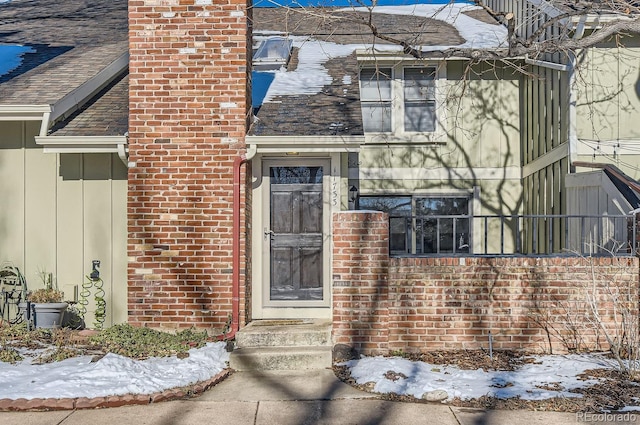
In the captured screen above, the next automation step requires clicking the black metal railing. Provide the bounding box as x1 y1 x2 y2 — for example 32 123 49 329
389 213 638 257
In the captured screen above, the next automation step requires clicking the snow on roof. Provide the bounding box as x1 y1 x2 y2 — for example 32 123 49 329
0 44 35 79
255 36 365 104
363 4 508 50
255 3 507 104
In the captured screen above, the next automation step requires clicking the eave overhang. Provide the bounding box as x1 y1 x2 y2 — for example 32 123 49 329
0 105 52 135
0 52 129 137
34 135 129 166
245 135 363 153
0 104 52 120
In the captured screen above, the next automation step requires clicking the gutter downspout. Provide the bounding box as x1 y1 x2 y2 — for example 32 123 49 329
227 144 257 341
39 109 51 137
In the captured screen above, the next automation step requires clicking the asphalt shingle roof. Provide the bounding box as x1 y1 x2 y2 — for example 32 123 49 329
249 6 499 137
0 0 128 138
0 0 128 106
49 72 128 137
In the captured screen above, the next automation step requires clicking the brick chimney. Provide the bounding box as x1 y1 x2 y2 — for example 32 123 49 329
128 0 250 331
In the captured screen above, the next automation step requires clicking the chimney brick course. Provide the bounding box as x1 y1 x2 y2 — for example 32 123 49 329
128 0 251 331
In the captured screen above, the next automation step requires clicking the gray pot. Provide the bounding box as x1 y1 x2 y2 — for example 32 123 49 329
32 302 68 329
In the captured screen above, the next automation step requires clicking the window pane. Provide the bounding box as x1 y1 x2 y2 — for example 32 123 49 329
390 217 408 252
362 102 392 132
404 101 435 132
359 196 411 253
417 217 437 254
358 196 412 215
360 68 392 100
455 217 470 253
404 67 435 101
270 166 323 184
404 67 436 133
416 197 468 216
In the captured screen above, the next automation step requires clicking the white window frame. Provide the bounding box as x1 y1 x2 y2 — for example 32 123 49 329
358 61 446 144
359 67 393 133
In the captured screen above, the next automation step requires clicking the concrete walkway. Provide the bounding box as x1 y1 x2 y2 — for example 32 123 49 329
0 369 635 425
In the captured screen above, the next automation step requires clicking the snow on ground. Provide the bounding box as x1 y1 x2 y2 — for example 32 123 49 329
0 342 635 410
0 342 229 400
343 354 616 401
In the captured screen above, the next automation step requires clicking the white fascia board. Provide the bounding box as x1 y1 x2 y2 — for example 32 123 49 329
49 51 129 124
0 104 51 120
355 49 511 64
355 49 473 63
246 135 363 153
34 136 127 154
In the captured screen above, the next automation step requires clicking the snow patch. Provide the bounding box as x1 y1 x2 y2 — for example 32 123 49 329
0 342 229 400
343 354 610 401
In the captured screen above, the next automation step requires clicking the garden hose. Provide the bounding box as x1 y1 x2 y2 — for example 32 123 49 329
93 277 106 330
77 275 91 318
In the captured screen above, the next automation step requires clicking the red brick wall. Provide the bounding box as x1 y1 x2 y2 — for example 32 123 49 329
333 211 390 352
128 0 250 331
333 211 640 355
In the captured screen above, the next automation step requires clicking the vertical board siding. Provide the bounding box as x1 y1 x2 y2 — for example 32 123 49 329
57 153 85 312
0 122 27 265
0 122 127 326
24 126 57 280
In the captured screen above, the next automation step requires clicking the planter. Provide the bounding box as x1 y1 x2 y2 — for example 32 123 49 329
31 302 68 329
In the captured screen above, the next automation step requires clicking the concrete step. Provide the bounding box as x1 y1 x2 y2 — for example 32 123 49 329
229 346 333 371
235 319 331 348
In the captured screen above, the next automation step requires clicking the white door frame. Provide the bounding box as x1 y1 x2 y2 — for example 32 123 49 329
251 154 341 319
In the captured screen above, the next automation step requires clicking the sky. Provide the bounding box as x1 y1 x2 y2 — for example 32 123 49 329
2 341 640 414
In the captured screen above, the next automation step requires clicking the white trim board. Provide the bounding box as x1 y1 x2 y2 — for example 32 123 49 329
350 166 521 180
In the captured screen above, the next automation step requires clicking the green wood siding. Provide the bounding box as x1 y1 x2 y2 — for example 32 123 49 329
0 121 127 326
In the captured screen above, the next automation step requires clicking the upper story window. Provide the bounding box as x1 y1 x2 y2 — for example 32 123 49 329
404 67 436 132
359 65 439 137
359 68 392 132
